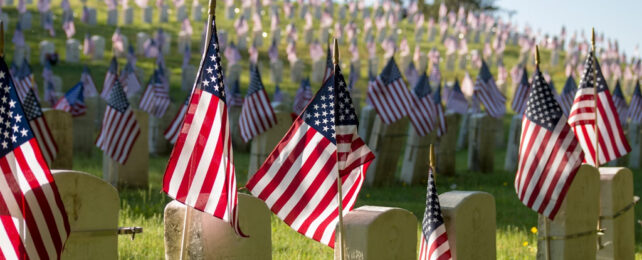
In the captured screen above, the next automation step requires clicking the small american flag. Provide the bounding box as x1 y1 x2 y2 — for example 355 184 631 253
23 89 59 166
139 69 171 118
226 78 244 107
568 51 630 166
367 57 412 124
446 79 469 115
418 167 452 260
629 81 642 124
81 66 99 97
13 59 38 102
429 62 442 86
273 85 284 103
238 65 277 142
0 57 70 260
293 78 313 116
164 98 188 144
473 60 506 118
559 75 577 116
54 82 87 117
163 18 245 236
516 66 583 219
100 56 119 100
121 61 142 98
511 67 530 115
95 76 141 164
612 80 628 126
62 15 76 38
408 73 436 136
246 64 374 247
433 84 447 137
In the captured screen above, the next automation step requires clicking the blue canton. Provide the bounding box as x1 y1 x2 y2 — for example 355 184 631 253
66 82 85 106
198 20 226 101
478 60 494 82
246 65 265 96
578 51 608 93
380 57 403 86
525 68 563 131
422 168 445 240
613 81 624 99
0 58 35 157
413 73 432 98
562 76 577 95
107 79 130 113
433 83 442 105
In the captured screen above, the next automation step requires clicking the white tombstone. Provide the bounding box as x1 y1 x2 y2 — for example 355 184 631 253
159 4 169 23
504 114 522 172
436 112 461 177
13 45 30 67
53 170 119 259
290 59 305 83
91 35 106 60
178 32 191 54
467 113 495 173
270 59 284 84
192 3 203 21
400 128 434 185
19 11 32 30
39 40 55 65
319 27 330 43
142 6 153 24
136 32 150 56
366 116 409 187
248 103 293 178
311 59 326 83
123 7 134 25
148 104 175 155
87 8 97 25
102 110 149 188
439 191 496 259
164 194 271 259
107 9 118 26
43 110 73 170
181 65 197 92
177 5 188 21
536 165 600 260
65 39 81 63
336 206 417 260
597 167 635 260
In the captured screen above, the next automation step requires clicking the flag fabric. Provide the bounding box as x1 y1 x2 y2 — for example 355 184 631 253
611 81 628 126
367 57 412 124
164 98 189 144
418 167 452 260
446 79 468 114
246 64 375 247
629 81 642 124
162 18 245 236
433 84 447 137
0 57 70 260
511 67 530 115
273 85 285 103
54 82 87 117
559 75 577 116
22 89 59 166
407 73 435 136
473 60 506 118
14 60 38 102
292 78 313 116
568 51 630 166
139 69 171 118
81 66 99 97
226 78 244 107
95 76 141 164
238 65 277 142
100 57 119 100
121 61 142 98
516 66 583 219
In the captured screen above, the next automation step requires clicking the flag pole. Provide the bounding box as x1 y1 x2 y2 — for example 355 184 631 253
429 144 435 182
333 38 346 260
591 28 600 168
0 21 4 58
535 45 551 260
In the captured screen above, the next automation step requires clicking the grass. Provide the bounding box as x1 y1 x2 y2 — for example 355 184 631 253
5 0 642 259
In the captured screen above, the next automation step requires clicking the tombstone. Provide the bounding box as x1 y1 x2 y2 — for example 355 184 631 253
271 29 281 45
53 170 119 259
400 128 434 185
597 167 635 260
458 55 467 70
19 11 32 29
270 59 283 85
320 27 330 43
455 111 471 151
368 57 378 78
225 4 235 20
51 76 64 98
113 35 129 58
164 194 271 259
436 112 461 176
536 165 599 260
181 65 197 93
43 110 73 170
73 96 100 156
365 116 409 187
304 28 314 44
439 191 496 259
627 122 640 169
248 103 292 178
192 3 203 21
252 31 264 47
494 116 506 149
149 104 177 156
0 13 8 31
66 38 81 62
91 35 106 60
124 7 134 25
87 8 98 25
178 32 191 54
107 9 118 26
290 59 305 83
102 110 149 188
159 4 169 23
311 59 325 83
143 6 153 24
427 27 437 42
177 5 188 21
5 0 13 6
337 206 417 260
136 32 150 55
237 34 248 51
226 63 243 87
445 54 456 71
159 34 171 55
416 54 428 73
467 113 495 173
13 45 30 67
504 114 522 172
39 40 55 65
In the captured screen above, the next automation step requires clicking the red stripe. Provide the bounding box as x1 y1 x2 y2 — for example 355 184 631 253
428 232 450 260
194 99 226 210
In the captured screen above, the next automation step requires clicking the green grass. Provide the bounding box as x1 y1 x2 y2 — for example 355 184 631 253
5 0 642 259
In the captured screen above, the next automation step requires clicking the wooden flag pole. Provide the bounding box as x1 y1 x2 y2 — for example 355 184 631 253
592 28 600 168
535 45 552 260
0 21 4 58
333 38 347 260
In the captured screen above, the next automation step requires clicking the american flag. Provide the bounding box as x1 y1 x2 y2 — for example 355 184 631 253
511 67 530 115
516 66 583 219
54 82 87 117
246 63 375 247
568 51 630 166
83 33 94 56
139 69 171 118
429 63 442 87
273 85 285 103
164 98 188 144
629 81 642 124
62 15 76 38
226 78 244 107
418 167 452 260
121 61 142 98
446 79 469 115
238 65 277 142
367 57 412 124
162 18 245 236
22 88 58 166
405 61 419 87
559 75 577 116
81 66 98 97
292 78 314 116
433 84 447 137
611 80 628 126
0 57 70 260
95 76 141 164
473 60 506 118
100 56 119 100
14 59 38 102
323 45 333 84
408 73 436 136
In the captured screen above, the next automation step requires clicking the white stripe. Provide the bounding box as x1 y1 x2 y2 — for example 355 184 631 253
521 122 564 204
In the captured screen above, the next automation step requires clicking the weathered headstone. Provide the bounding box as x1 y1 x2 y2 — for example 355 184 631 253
248 103 292 178
439 191 496 259
159 4 169 23
178 32 191 54
290 59 305 83
12 45 29 67
320 27 330 43
53 170 119 259
123 7 134 25
177 5 188 21
504 114 522 172
467 113 495 173
311 58 325 83
149 104 177 155
91 35 106 60
597 167 635 260
102 110 149 188
19 11 32 29
192 3 203 21
107 9 118 26
366 116 409 187
627 122 640 169
400 128 434 185
436 112 461 176
143 6 153 24
164 194 271 259
87 8 98 25
43 109 73 170
270 59 284 85
536 165 599 260
455 110 471 151
304 28 314 44
65 39 81 63
136 32 150 55
39 40 55 65
368 57 378 78
73 96 99 155
336 206 417 260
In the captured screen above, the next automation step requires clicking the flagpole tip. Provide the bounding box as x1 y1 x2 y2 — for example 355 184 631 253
591 27 596 51
333 38 339 65
209 0 216 15
429 144 435 169
535 45 540 66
